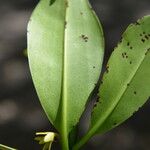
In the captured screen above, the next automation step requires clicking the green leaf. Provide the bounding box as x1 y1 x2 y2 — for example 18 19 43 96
28 0 104 149
73 15 150 150
0 144 16 150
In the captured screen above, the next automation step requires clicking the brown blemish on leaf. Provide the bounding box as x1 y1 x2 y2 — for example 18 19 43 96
135 21 140 25
122 52 129 59
145 51 148 55
106 69 109 73
80 12 83 15
106 65 109 69
96 97 100 103
65 1 69 7
93 103 97 108
145 48 150 55
113 122 117 126
130 46 133 49
105 65 109 73
64 21 67 29
122 53 125 58
145 35 149 40
81 34 89 42
141 39 145 43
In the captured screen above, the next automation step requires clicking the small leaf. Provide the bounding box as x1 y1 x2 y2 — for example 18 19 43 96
0 144 16 150
73 15 150 150
28 0 104 148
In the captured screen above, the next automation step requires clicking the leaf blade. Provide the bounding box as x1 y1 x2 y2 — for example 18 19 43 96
91 15 150 134
28 0 66 125
28 0 104 140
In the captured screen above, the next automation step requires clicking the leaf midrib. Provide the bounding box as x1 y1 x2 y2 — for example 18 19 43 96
61 0 69 139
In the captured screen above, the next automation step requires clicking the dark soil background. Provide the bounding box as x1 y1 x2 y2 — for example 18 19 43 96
0 0 150 150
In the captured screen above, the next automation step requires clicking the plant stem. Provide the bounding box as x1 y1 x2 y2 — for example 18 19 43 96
61 132 69 150
72 129 95 150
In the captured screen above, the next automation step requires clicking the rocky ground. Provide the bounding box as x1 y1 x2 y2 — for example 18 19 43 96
0 0 150 149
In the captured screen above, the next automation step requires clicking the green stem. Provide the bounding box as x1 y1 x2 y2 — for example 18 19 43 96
61 132 69 150
72 129 95 150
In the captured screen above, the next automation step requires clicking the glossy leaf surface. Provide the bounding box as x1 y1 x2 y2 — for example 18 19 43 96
28 0 104 143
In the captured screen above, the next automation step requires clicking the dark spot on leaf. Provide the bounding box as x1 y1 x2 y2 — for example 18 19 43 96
106 69 109 73
49 0 55 5
65 1 69 7
122 53 125 58
145 51 148 55
106 65 109 73
106 65 109 69
140 34 142 36
129 61 132 64
135 21 140 25
93 103 97 108
81 34 89 42
143 32 146 34
113 122 117 126
96 98 99 103
127 83 130 86
65 21 67 29
130 46 133 49
134 91 137 95
145 48 150 55
127 42 130 46
93 66 95 69
80 12 83 15
145 35 149 40
141 39 145 43
126 55 128 58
